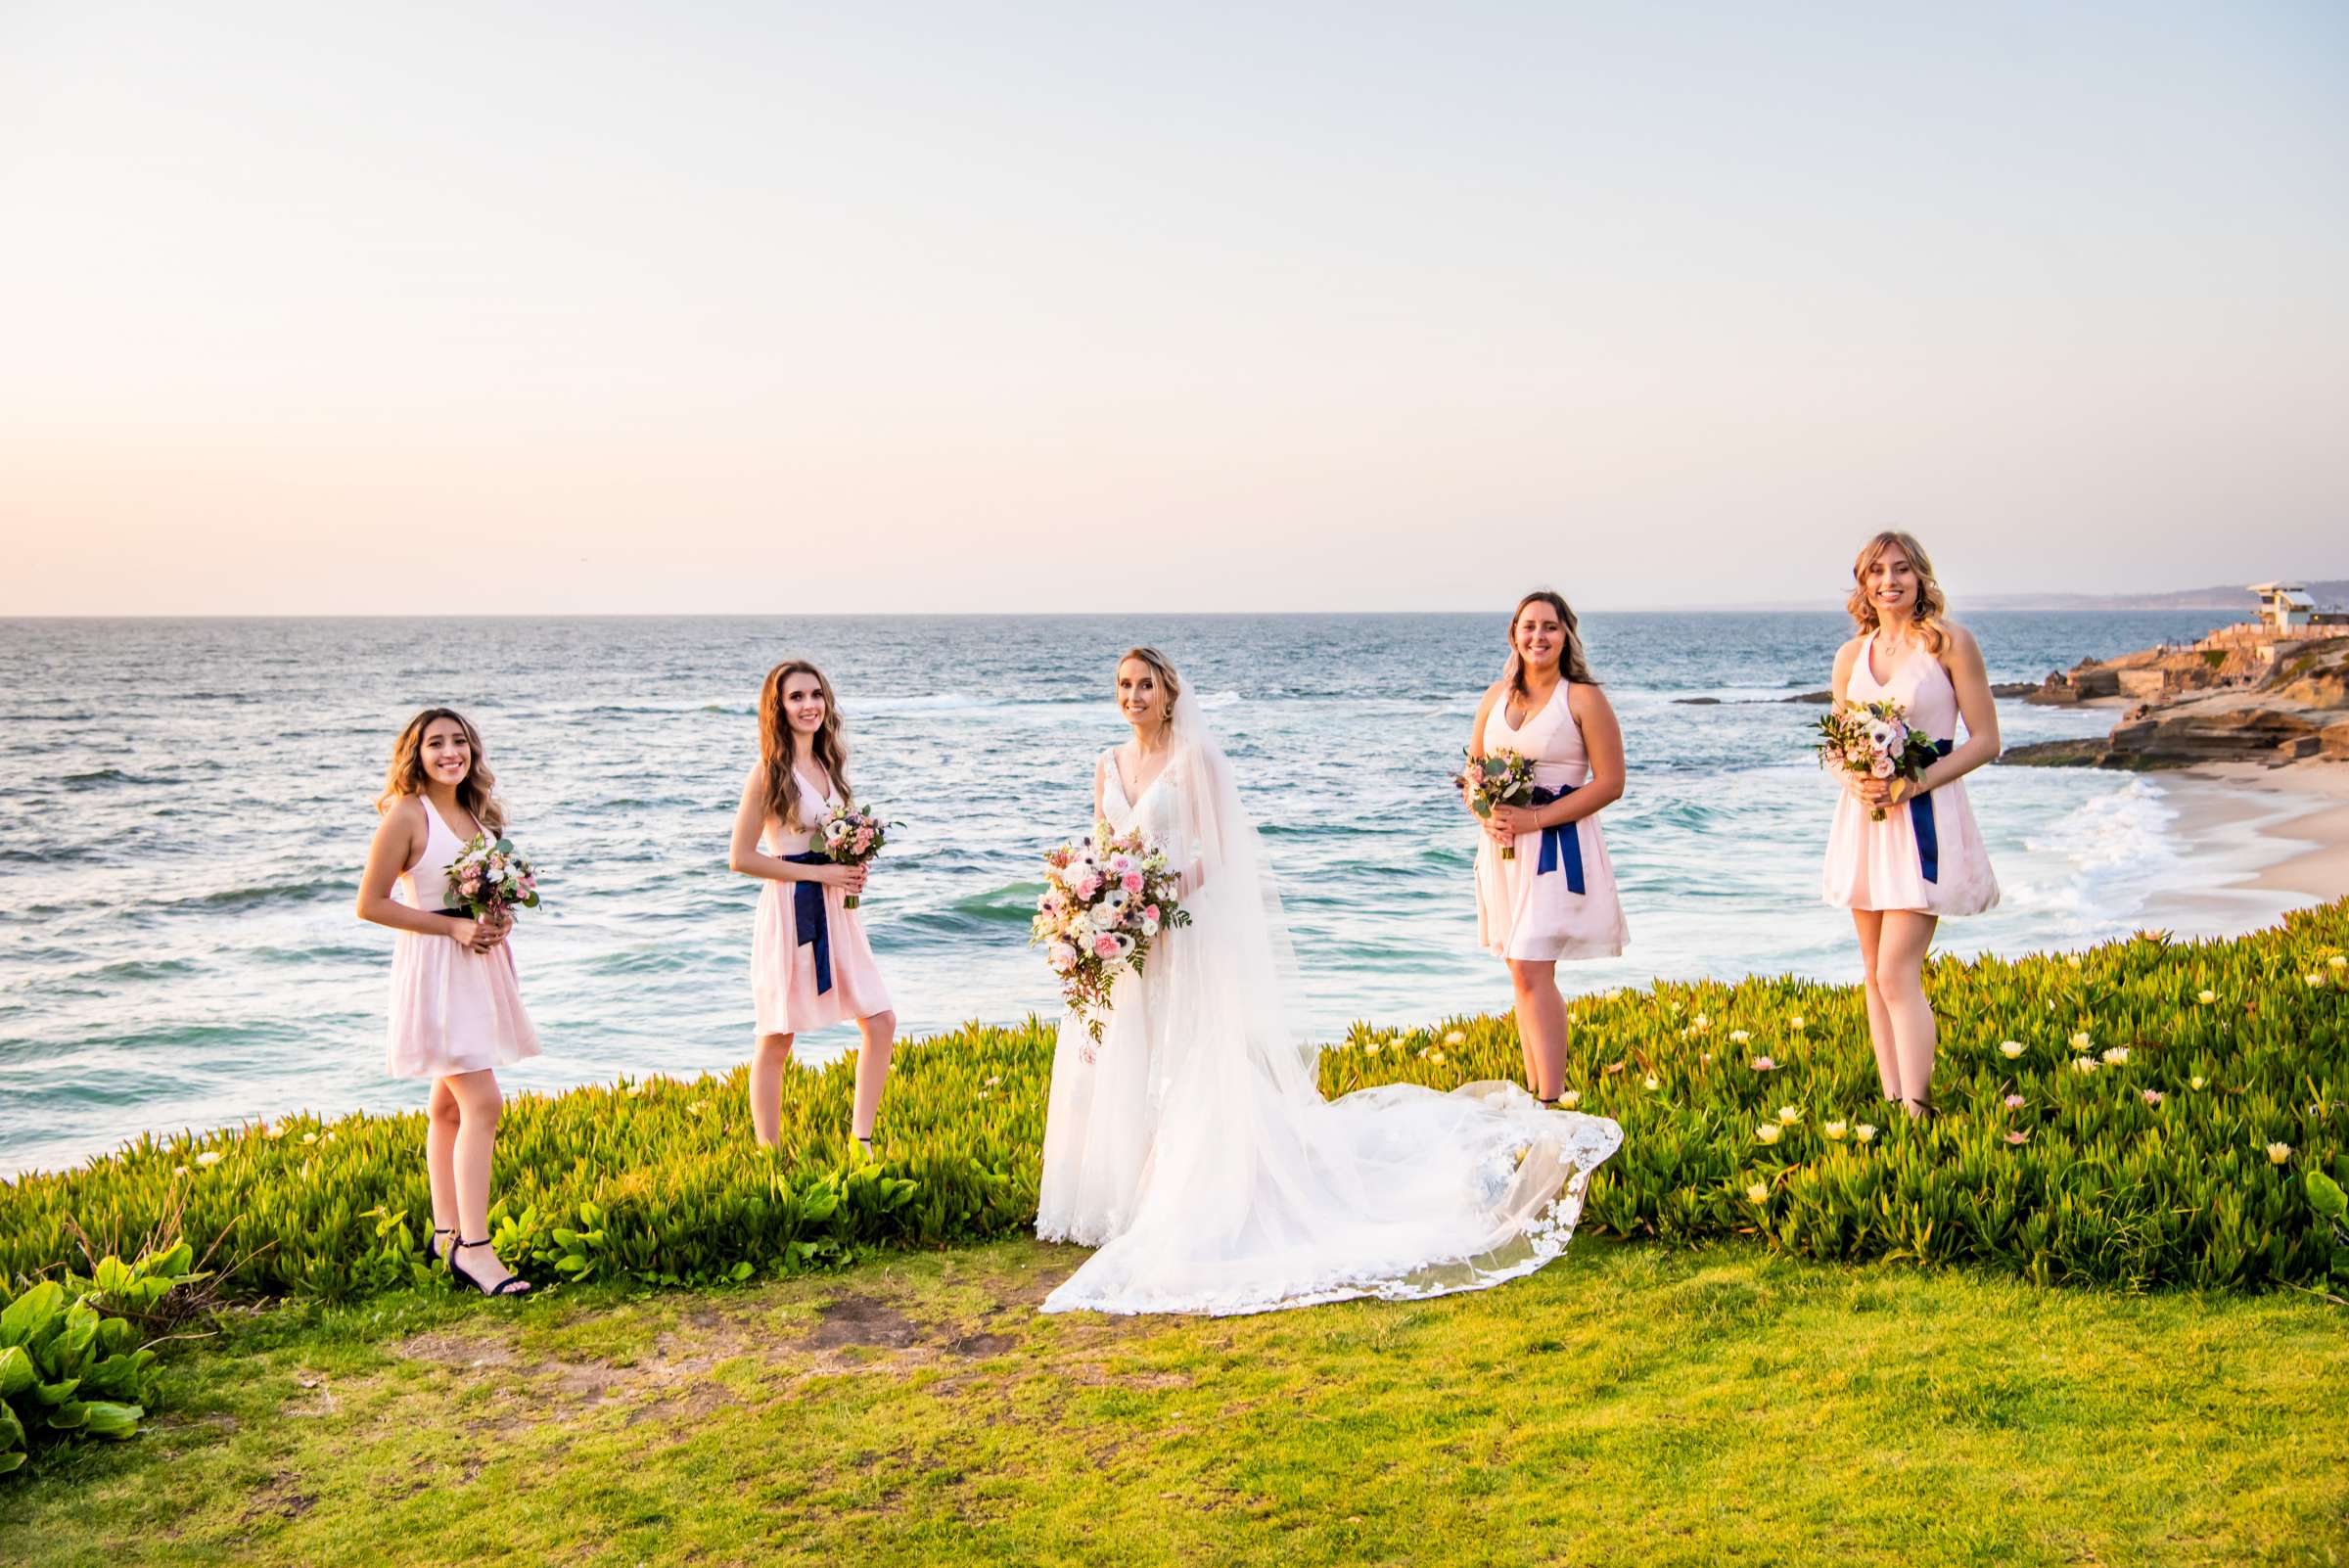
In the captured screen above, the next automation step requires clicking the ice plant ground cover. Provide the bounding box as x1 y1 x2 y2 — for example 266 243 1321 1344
2 901 2343 1301
2 1236 2344 1566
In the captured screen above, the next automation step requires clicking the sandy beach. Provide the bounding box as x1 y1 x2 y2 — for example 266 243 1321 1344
2142 763 2349 936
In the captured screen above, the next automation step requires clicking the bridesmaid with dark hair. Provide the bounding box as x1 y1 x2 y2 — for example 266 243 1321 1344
1465 590 1629 1104
728 660 898 1154
1823 530 2001 1119
356 707 539 1297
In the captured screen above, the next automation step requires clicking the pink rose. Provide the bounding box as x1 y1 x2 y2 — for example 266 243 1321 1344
1092 933 1121 959
1122 872 1143 895
1870 756 1895 778
1143 904 1160 923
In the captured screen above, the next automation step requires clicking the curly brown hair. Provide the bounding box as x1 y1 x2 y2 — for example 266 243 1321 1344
378 708 505 835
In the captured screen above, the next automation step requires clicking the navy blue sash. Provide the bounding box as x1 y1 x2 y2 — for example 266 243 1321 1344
1908 740 1956 884
782 853 834 994
1528 784 1586 895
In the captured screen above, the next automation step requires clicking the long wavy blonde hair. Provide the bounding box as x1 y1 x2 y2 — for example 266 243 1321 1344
1846 530 1949 654
378 708 505 835
759 660 852 832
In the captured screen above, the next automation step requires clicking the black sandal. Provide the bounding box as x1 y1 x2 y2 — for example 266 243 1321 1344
425 1226 454 1268
448 1236 531 1297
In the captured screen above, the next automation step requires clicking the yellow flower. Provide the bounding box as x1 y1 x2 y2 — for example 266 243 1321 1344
1745 1182 1769 1203
2197 990 2217 1004
1728 1030 1751 1044
1999 1040 2024 1058
195 1150 222 1167
2267 1142 2292 1166
1642 1075 1658 1089
1855 1124 1878 1143
1822 1121 1848 1140
2189 1076 2207 1090
2070 1032 2093 1050
2100 1046 2129 1066
1432 1052 1449 1065
263 1125 285 1139
2306 972 2326 988
301 1131 318 1144
2065 954 2082 969
1789 1014 1806 1030
1445 1031 1467 1045
1364 1044 1382 1057
1690 1013 1712 1033
1558 1090 1582 1108
1755 1124 1782 1145
2072 1056 2097 1074
1776 1104 1801 1126
2331 955 2346 971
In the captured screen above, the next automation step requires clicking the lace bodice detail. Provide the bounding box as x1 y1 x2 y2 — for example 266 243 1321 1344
1100 749 1191 861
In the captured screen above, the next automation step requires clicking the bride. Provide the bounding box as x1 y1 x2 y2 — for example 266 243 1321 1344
1036 647 1623 1316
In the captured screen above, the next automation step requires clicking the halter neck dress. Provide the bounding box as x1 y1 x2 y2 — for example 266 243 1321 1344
752 763 893 1036
1821 632 2000 916
385 797 541 1080
1473 681 1629 961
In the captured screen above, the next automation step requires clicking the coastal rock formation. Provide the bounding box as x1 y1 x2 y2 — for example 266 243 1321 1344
2005 634 2349 769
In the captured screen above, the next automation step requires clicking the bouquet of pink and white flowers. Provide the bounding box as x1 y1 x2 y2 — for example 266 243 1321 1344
1452 747 1538 859
1815 699 1945 820
446 833 540 920
814 802 894 909
1031 826 1192 1049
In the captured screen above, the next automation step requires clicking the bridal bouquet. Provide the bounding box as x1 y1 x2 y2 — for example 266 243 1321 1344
814 802 894 909
1815 699 1944 820
1032 826 1191 1050
1453 747 1538 859
446 833 540 920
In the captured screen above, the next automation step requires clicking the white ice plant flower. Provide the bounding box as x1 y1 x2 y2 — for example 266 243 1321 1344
2000 1040 2025 1058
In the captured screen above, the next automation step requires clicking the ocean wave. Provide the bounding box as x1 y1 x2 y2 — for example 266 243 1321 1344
61 768 151 788
886 881 1044 938
168 877 351 912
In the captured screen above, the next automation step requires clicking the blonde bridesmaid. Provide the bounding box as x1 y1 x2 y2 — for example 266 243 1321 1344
1822 530 2001 1119
728 660 898 1153
356 708 540 1297
1467 590 1629 1103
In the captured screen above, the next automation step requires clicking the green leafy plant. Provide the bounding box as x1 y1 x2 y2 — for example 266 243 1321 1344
0 1245 194 1473
0 908 2342 1306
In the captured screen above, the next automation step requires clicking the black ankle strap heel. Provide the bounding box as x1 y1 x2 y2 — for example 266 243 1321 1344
427 1226 455 1267
448 1236 531 1297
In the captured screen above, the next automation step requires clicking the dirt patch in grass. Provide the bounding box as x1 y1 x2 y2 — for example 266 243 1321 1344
806 1294 923 1351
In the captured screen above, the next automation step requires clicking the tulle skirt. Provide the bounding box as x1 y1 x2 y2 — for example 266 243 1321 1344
1035 885 1624 1316
385 930 540 1080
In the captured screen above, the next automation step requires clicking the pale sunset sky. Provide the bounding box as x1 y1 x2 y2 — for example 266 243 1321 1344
2 2 2343 614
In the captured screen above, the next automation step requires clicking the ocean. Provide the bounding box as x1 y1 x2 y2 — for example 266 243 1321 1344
0 610 2260 1175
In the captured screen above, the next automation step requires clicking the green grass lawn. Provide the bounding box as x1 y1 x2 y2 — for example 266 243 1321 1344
7 1235 2344 1568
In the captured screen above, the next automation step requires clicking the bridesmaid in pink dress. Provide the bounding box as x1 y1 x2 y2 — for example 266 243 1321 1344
356 708 540 1297
1467 590 1630 1103
1821 531 2002 1119
728 660 898 1154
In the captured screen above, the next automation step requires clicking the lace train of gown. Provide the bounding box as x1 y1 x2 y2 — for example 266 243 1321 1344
1036 730 1623 1317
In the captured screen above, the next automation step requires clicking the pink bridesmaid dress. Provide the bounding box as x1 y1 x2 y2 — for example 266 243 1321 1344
385 800 541 1080
752 765 892 1036
1474 682 1629 961
1821 632 2001 916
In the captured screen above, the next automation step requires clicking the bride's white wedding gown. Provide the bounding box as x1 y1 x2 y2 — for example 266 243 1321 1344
1036 693 1622 1316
